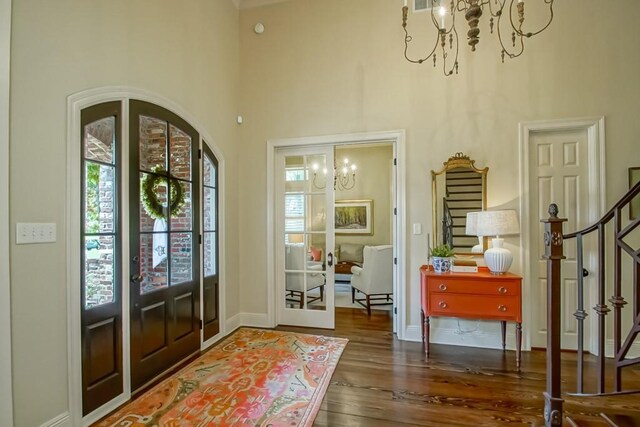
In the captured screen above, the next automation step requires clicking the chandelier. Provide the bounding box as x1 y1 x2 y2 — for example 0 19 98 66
402 0 554 76
312 158 357 191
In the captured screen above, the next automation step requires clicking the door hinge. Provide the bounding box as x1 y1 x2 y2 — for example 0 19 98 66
394 207 397 215
394 307 397 315
198 149 202 159
394 158 397 166
394 257 397 265
199 234 202 245
199 320 203 330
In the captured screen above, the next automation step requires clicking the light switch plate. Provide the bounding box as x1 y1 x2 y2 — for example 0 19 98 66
16 223 57 244
413 223 422 235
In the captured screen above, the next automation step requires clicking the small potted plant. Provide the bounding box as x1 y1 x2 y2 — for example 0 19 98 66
431 244 455 273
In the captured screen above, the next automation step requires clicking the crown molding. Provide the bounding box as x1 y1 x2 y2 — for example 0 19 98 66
234 0 293 10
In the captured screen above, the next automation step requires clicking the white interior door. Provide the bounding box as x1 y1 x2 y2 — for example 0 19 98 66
276 146 335 328
530 128 595 349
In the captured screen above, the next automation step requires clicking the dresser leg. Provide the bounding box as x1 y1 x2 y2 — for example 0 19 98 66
501 321 507 351
425 316 430 357
516 322 522 370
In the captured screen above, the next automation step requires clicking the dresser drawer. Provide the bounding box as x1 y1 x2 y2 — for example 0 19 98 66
428 294 521 321
427 278 520 296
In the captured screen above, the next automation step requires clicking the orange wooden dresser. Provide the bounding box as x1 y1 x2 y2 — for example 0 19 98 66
420 265 523 369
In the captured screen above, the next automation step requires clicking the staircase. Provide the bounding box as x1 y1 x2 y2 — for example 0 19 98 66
443 169 483 250
541 181 640 426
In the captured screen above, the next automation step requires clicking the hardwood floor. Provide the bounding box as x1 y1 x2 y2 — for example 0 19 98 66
277 308 640 426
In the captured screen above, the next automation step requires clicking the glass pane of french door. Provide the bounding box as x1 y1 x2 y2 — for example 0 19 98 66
277 147 334 329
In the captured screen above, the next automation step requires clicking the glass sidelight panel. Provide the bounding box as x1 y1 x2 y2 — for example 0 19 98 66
84 235 115 308
139 233 168 294
204 232 216 277
139 116 167 173
170 233 193 286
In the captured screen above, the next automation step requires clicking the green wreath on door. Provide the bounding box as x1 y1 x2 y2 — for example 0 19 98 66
140 166 186 220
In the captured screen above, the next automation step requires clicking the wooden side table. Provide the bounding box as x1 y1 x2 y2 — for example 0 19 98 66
420 265 523 369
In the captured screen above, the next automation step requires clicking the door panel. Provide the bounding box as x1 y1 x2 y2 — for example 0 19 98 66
130 101 200 391
81 102 123 415
202 144 220 341
277 148 335 328
530 129 592 349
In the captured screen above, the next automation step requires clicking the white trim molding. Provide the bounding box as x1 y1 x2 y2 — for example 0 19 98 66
39 412 71 427
266 130 407 339
0 1 13 426
519 116 606 353
67 87 228 426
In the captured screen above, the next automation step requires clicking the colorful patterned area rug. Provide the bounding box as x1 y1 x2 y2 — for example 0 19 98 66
96 328 348 427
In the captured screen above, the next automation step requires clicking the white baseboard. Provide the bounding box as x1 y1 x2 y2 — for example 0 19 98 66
240 312 272 328
40 412 71 427
225 313 242 335
404 325 422 342
605 339 640 359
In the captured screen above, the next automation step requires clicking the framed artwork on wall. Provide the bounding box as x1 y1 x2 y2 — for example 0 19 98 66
630 167 640 220
335 199 373 235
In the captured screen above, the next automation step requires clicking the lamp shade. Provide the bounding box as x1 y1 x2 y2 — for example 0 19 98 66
476 210 519 237
465 212 479 236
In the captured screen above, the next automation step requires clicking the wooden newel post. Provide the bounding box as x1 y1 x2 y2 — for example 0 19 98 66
542 203 567 426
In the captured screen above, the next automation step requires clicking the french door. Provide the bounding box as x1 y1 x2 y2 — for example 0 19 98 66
80 102 123 415
276 146 335 329
202 143 220 341
129 101 201 390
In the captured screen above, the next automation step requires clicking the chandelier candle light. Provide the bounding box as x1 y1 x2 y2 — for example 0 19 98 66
476 209 520 274
312 158 357 191
402 0 554 76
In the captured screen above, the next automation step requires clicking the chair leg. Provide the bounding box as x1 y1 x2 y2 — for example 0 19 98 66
299 291 304 309
320 285 324 302
352 286 356 303
366 294 371 316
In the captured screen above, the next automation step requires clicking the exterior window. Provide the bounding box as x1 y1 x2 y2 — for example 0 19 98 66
83 116 119 308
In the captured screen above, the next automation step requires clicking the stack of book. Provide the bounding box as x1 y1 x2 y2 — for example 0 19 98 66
452 259 478 273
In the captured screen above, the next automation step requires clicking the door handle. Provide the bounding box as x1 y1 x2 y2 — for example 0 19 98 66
131 274 143 284
327 252 334 267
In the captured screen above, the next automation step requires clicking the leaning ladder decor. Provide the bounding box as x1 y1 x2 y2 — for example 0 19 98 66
541 180 640 426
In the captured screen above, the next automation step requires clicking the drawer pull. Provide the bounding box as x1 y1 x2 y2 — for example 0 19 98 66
438 301 448 309
498 304 507 312
498 286 508 294
439 284 448 291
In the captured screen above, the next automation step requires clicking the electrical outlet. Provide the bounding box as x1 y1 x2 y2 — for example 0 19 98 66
16 223 57 244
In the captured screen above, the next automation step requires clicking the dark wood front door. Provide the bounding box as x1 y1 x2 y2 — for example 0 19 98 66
81 102 123 415
129 100 200 391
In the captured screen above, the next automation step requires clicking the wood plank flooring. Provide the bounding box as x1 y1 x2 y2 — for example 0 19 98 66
277 308 640 426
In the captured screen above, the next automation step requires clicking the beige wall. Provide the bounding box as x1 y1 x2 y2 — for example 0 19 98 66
9 1 240 425
334 144 393 248
237 0 640 326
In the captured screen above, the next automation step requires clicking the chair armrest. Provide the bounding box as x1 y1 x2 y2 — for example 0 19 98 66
351 266 363 276
307 263 323 271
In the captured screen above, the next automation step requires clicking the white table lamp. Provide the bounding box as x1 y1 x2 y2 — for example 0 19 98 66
476 210 519 274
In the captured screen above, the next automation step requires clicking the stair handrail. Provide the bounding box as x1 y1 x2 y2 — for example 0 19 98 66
541 180 640 426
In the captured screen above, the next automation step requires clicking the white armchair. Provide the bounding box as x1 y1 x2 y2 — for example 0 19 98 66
285 244 325 308
350 245 393 315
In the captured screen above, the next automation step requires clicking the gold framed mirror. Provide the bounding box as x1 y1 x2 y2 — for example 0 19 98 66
431 153 488 255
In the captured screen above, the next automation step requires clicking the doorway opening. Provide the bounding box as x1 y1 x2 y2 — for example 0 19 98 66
267 131 406 338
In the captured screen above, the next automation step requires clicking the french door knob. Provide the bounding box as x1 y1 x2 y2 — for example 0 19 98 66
131 274 143 284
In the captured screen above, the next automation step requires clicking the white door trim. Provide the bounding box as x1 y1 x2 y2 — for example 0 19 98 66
0 1 13 426
66 86 228 426
519 116 606 352
266 130 407 338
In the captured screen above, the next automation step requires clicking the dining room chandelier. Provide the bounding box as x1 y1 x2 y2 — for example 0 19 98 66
312 158 357 191
402 0 554 76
